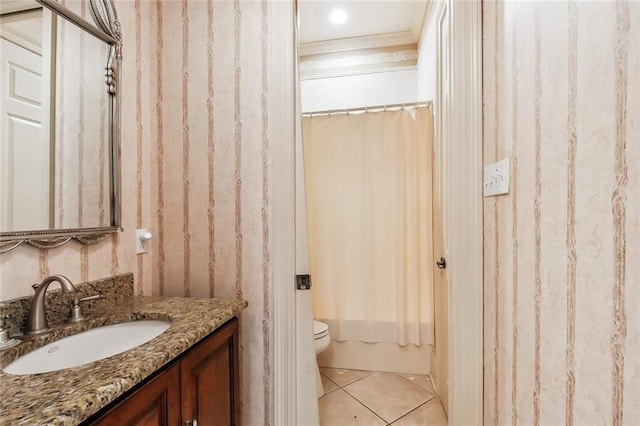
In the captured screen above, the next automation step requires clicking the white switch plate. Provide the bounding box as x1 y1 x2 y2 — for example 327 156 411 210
136 228 152 254
484 157 510 197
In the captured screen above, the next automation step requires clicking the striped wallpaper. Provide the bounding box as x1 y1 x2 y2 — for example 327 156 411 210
0 1 274 423
483 1 639 425
149 1 271 423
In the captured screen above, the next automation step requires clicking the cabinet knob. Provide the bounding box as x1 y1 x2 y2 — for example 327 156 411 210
185 420 198 426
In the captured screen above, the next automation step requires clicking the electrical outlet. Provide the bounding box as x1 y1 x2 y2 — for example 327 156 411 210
136 229 152 254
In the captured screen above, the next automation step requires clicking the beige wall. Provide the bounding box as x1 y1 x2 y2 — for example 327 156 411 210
149 1 271 424
483 1 639 425
0 1 273 423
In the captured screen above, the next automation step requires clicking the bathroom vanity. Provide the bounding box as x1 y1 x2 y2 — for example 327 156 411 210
0 274 247 425
0 0 247 421
90 318 239 425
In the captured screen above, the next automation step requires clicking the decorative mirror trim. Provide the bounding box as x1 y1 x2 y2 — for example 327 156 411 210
0 231 110 253
0 0 122 253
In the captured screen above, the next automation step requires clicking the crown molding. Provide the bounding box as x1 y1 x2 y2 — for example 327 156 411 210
300 45 418 80
413 0 430 42
299 30 417 56
417 0 440 48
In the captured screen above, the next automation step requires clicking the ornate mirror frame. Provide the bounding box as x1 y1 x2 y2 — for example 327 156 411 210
0 0 122 253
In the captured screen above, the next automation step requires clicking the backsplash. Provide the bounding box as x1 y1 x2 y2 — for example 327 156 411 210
0 273 133 338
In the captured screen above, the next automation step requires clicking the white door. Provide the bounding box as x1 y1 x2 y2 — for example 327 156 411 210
0 36 50 231
431 1 450 413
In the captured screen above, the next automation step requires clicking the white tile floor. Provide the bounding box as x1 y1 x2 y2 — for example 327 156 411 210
319 368 448 425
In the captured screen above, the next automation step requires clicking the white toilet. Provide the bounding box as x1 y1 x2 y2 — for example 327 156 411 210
313 320 331 398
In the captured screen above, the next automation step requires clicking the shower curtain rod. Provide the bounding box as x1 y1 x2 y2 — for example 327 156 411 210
302 101 432 117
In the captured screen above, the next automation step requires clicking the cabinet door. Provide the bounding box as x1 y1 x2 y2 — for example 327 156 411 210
91 364 181 426
181 318 239 426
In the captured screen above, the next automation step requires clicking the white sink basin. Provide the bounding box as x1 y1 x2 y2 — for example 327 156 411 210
3 320 171 375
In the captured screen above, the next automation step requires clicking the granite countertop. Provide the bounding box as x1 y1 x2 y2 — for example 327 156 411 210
0 295 247 425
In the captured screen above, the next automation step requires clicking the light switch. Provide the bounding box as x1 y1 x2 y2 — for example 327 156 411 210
484 158 510 197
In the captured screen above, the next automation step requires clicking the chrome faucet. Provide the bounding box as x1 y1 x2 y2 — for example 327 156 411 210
26 274 83 335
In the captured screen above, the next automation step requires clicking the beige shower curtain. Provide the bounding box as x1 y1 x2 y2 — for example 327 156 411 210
303 106 434 346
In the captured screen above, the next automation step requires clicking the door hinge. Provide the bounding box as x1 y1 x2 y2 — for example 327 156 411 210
436 257 447 269
296 274 311 290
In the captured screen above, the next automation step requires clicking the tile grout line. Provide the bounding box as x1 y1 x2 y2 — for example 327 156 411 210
321 369 437 396
320 387 341 398
393 372 437 394
340 375 434 424
339 387 393 425
319 372 340 390
321 370 387 423
388 396 438 425
319 369 445 425
319 370 387 424
320 369 373 388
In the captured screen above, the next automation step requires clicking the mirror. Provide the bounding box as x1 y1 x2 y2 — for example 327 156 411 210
0 0 121 252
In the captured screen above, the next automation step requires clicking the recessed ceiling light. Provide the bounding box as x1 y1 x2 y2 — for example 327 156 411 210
329 9 347 25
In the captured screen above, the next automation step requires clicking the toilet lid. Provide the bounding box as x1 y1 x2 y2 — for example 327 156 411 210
313 320 328 339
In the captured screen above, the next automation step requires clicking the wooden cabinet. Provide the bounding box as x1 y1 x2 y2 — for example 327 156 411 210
88 318 239 426
91 364 181 426
181 319 240 426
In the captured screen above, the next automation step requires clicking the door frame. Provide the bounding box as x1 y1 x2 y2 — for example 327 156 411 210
443 0 484 424
268 2 298 424
269 0 483 424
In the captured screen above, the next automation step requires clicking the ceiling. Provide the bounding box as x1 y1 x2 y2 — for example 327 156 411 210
298 0 428 50
298 0 430 78
0 0 39 15
0 6 43 54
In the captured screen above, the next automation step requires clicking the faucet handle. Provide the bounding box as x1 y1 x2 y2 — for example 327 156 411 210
0 317 10 340
69 295 102 322
0 315 20 349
